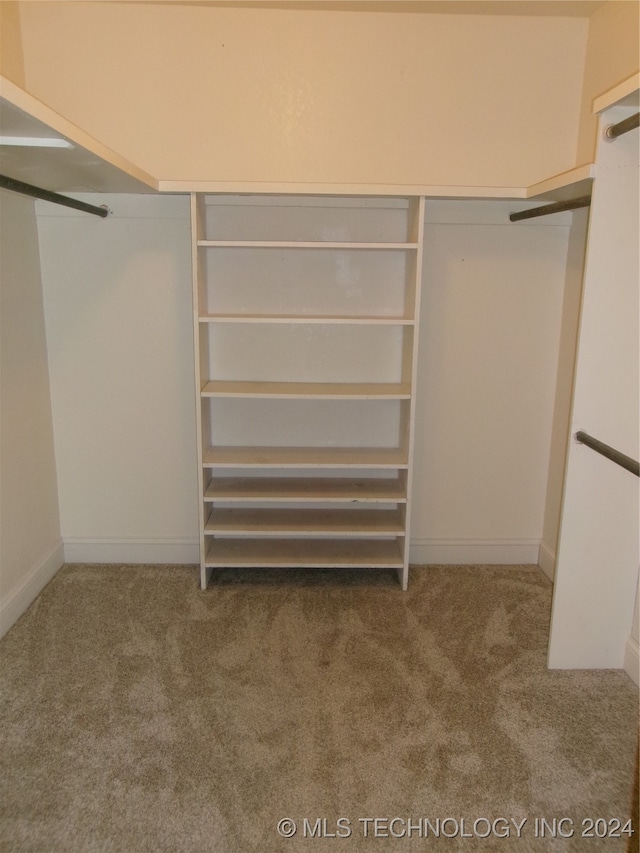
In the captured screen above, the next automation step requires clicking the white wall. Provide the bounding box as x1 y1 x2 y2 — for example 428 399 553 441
411 200 570 564
37 194 199 563
18 3 588 188
548 100 639 670
36 194 570 566
0 191 63 637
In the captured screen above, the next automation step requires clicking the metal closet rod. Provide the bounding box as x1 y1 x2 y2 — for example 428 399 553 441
575 430 640 478
509 195 591 223
605 112 640 139
0 174 109 218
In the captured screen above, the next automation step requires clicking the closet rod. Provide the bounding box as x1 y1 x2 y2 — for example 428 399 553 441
605 112 639 139
575 431 639 478
0 174 109 218
509 195 591 222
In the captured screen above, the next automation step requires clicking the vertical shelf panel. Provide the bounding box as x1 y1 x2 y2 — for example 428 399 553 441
400 197 426 589
190 194 208 588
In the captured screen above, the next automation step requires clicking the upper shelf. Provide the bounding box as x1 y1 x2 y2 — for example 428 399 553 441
593 72 640 114
163 169 596 201
522 74 640 204
166 178 530 197
525 163 596 202
0 76 157 193
0 74 599 203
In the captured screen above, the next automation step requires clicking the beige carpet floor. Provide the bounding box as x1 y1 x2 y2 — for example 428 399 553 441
0 563 638 852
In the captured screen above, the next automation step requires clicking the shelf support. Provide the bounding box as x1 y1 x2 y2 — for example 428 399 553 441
509 195 591 222
605 112 640 140
0 174 109 218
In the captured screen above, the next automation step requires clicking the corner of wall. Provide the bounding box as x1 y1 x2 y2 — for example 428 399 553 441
0 540 64 640
0 191 63 641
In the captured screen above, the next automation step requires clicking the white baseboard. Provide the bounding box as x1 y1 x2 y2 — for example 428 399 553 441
538 539 556 582
63 537 199 565
0 539 64 639
409 538 540 566
623 636 639 686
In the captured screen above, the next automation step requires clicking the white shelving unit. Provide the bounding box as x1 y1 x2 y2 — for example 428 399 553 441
190 194 425 589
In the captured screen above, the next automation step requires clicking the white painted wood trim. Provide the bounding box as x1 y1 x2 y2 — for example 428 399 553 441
158 168 603 202
593 72 640 114
398 197 425 590
204 196 410 208
525 164 596 200
198 240 418 249
0 539 64 639
201 379 411 399
160 180 526 198
161 170 597 203
63 538 199 565
409 538 541 566
200 313 415 325
538 539 556 582
623 636 639 686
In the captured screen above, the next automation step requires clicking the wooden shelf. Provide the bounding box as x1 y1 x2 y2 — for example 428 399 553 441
164 179 526 197
192 193 424 589
204 475 407 503
525 164 595 202
199 313 415 325
204 537 405 569
198 240 418 250
202 446 409 469
205 507 405 536
201 380 411 399
593 72 640 114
